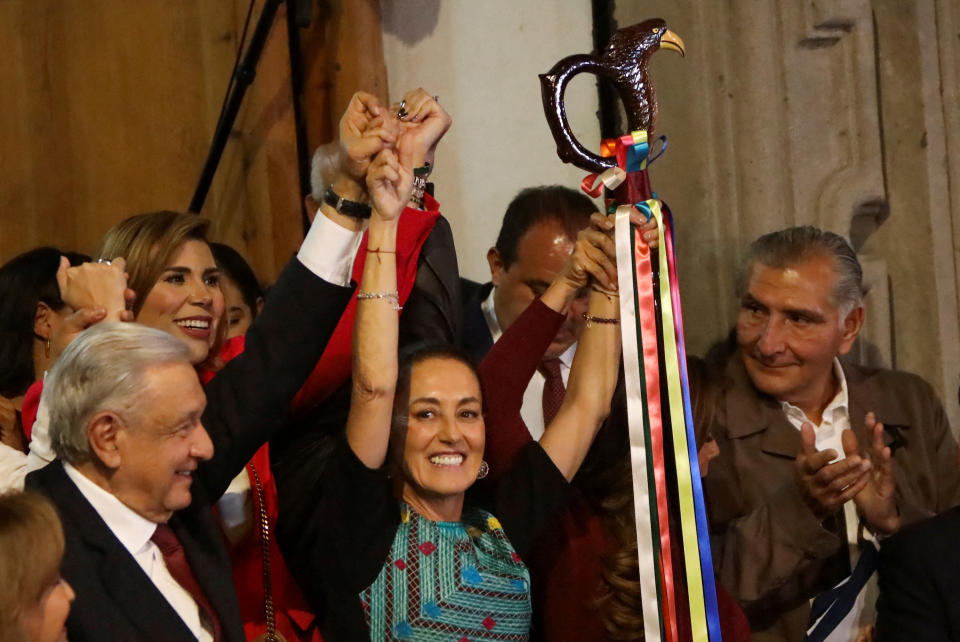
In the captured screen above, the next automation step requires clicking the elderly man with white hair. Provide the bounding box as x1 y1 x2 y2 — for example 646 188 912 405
25 318 352 641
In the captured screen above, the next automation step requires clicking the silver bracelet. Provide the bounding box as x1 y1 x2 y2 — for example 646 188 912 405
356 290 402 311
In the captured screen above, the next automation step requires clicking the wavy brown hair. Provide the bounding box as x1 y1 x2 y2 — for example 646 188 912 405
593 359 721 640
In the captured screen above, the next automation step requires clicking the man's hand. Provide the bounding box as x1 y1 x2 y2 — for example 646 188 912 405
57 257 133 323
339 91 397 187
846 413 900 534
366 149 413 223
395 89 452 170
0 395 25 453
796 422 871 520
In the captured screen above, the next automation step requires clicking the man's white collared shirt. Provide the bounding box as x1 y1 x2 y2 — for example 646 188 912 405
780 359 878 641
63 463 214 642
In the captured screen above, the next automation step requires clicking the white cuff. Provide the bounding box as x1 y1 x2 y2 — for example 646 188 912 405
297 214 365 287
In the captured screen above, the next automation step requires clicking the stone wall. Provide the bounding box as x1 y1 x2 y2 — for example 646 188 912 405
615 0 960 430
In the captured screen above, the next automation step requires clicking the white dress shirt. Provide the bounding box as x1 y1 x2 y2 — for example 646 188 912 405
0 442 26 492
63 463 214 642
781 359 878 641
481 287 576 440
27 213 365 474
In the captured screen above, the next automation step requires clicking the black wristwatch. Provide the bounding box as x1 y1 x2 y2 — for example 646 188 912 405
323 187 371 219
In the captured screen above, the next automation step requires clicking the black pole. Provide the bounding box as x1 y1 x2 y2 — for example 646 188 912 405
286 0 312 235
189 0 284 214
591 0 622 139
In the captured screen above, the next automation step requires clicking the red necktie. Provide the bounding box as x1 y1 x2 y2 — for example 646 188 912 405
151 524 223 642
538 358 566 427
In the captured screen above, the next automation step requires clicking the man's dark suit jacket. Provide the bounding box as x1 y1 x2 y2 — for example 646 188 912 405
27 259 353 642
876 504 960 641
460 278 493 364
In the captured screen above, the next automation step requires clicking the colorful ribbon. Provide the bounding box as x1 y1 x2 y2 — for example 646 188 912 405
663 206 723 641
622 202 679 642
615 207 665 642
605 130 722 641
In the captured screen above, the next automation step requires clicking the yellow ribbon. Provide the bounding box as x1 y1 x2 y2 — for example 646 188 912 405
650 200 709 640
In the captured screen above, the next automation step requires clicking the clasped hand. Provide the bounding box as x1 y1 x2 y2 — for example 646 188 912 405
339 89 450 188
795 412 899 534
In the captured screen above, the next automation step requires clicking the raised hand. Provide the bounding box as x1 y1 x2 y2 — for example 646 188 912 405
561 212 619 293
394 89 452 170
339 91 398 184
847 413 900 534
48 306 114 362
57 257 133 323
634 207 659 249
795 422 871 519
366 149 413 223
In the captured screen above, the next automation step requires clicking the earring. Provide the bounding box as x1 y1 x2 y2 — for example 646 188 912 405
476 460 490 480
44 339 51 358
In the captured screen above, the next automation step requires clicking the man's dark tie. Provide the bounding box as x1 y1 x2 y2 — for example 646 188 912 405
538 357 566 426
151 524 223 642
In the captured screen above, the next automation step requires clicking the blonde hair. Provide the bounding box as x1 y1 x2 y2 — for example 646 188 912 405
99 211 227 368
0 492 66 642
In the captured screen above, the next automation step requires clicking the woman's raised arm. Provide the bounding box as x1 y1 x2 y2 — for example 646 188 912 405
539 215 623 480
345 149 412 468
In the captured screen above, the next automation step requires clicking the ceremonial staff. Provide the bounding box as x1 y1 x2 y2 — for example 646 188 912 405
540 19 722 642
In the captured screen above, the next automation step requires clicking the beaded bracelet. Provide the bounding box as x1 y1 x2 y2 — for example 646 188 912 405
582 312 619 328
357 290 402 311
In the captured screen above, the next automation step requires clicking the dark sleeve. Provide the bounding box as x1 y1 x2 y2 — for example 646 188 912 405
876 512 960 641
479 298 565 478
398 215 462 347
279 437 399 614
470 442 570 558
198 258 354 498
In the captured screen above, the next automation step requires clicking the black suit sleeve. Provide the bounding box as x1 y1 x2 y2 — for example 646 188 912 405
398 215 462 347
877 508 960 641
198 258 354 499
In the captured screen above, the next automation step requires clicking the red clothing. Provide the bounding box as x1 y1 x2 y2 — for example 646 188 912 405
21 203 445 642
479 298 750 641
213 202 443 641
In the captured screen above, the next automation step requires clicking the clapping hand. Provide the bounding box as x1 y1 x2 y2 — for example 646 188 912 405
795 422 871 519
847 412 900 534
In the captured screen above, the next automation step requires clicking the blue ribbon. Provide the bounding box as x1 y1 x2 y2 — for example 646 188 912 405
664 205 724 641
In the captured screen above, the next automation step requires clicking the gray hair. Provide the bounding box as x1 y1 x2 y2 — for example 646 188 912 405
736 226 864 318
45 323 191 464
309 142 343 201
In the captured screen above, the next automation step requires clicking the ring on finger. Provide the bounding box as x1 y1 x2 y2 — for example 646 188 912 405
96 258 112 265
396 99 408 120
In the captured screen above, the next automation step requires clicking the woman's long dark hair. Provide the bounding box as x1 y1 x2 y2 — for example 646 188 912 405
210 242 263 317
0 247 89 397
593 359 722 640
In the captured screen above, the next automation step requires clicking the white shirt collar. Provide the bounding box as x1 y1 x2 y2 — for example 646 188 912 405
63 462 158 556
780 358 849 428
481 285 502 342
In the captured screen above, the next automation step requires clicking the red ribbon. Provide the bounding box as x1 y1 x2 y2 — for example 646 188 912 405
634 226 679 642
